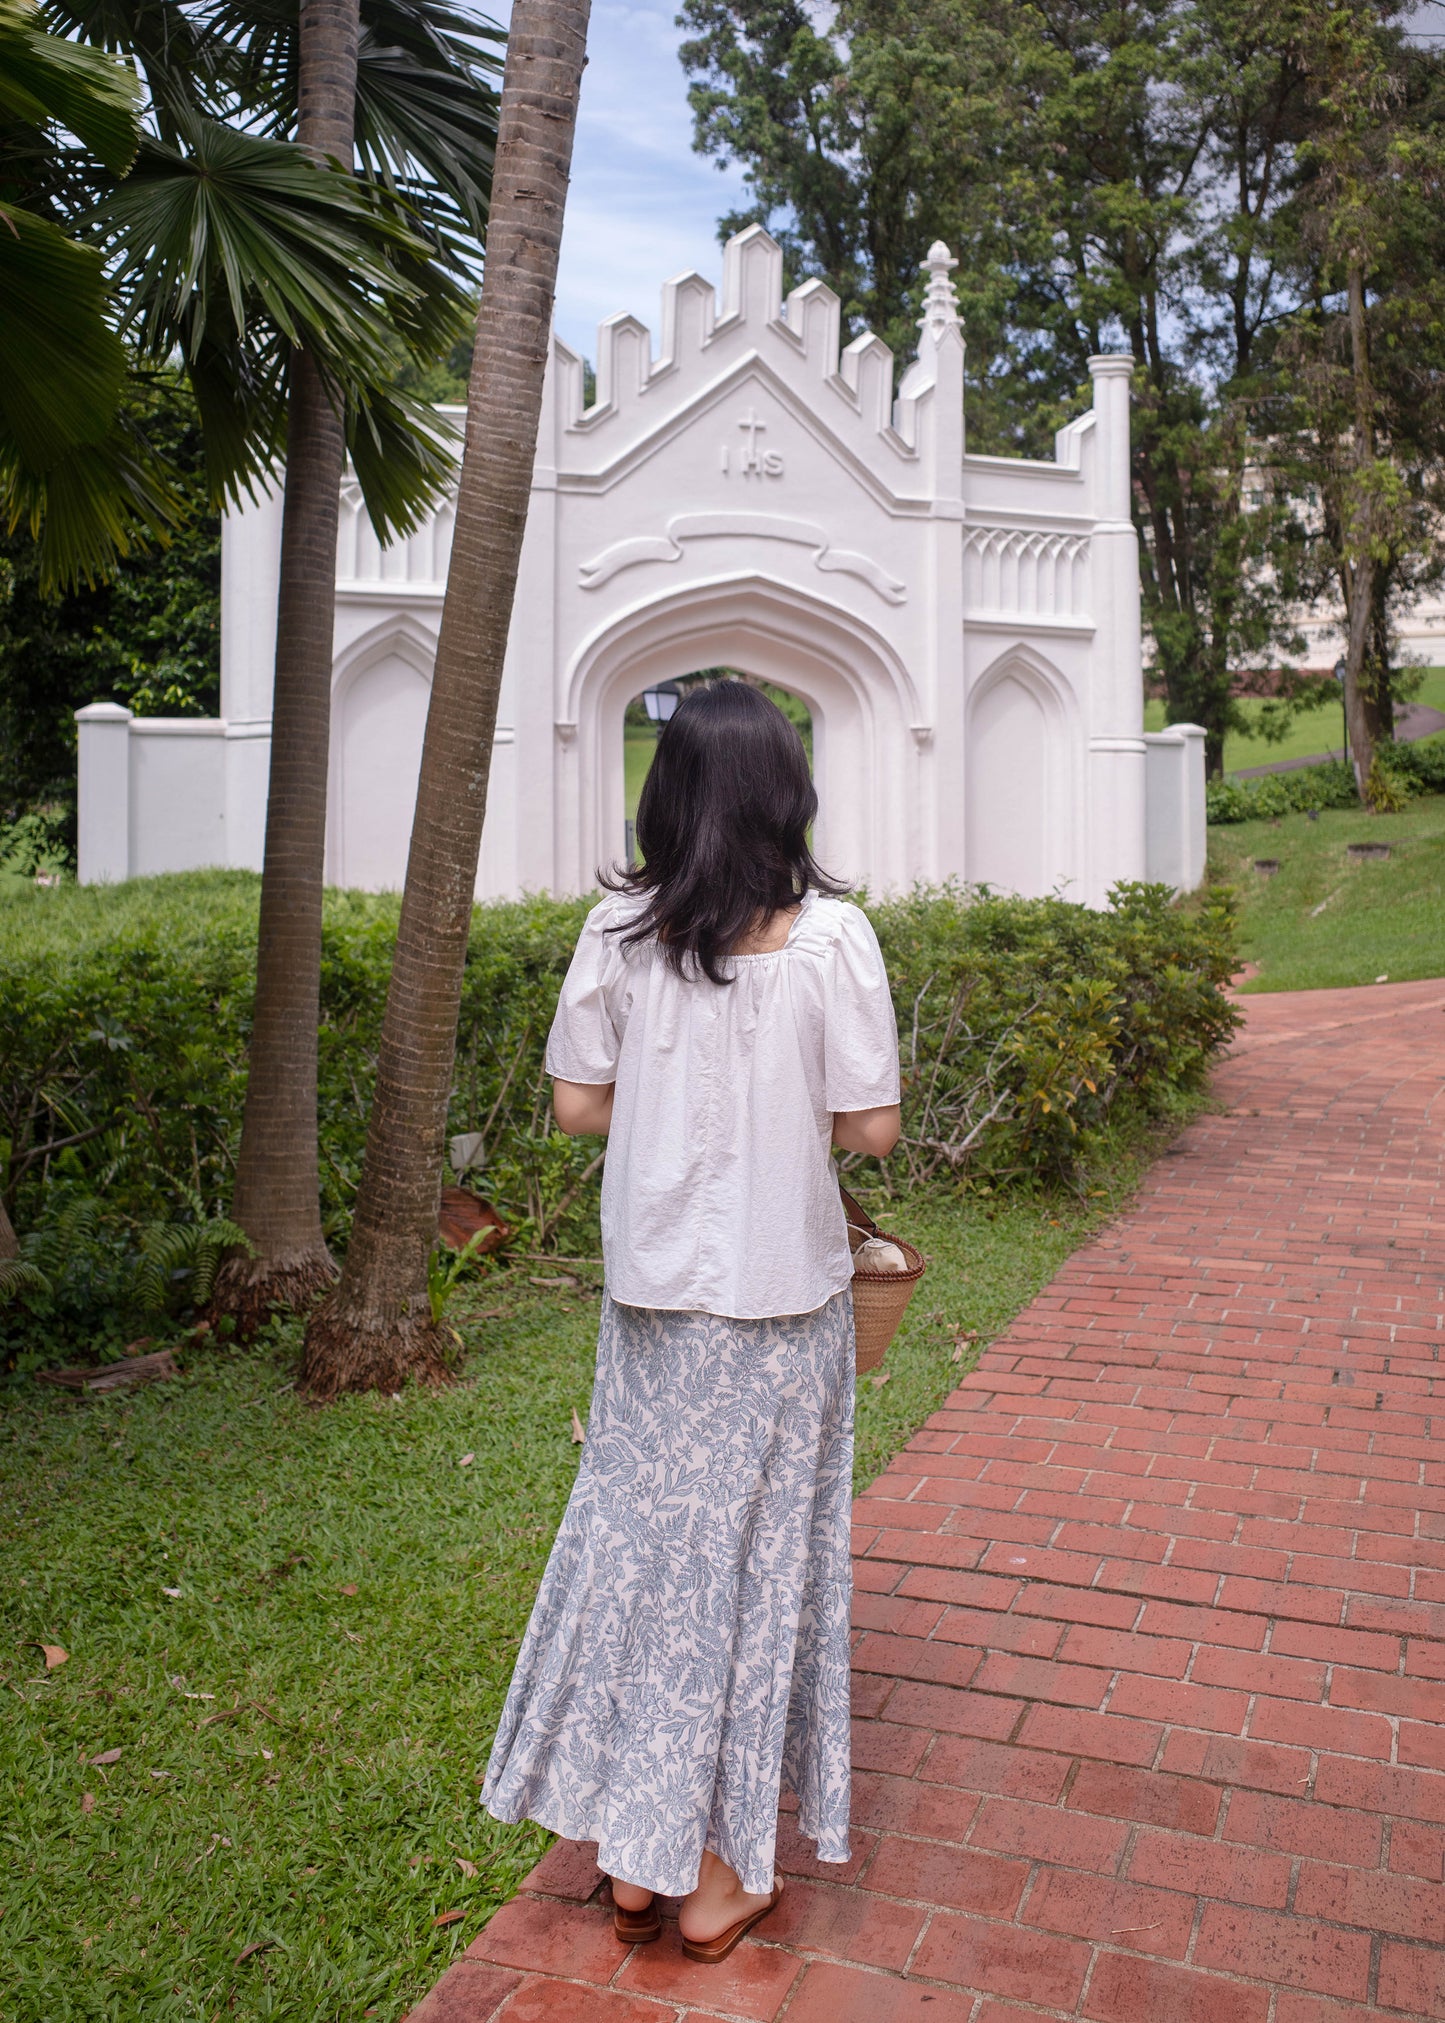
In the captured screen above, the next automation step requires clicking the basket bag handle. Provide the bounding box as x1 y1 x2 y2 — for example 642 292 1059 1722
839 1182 880 1246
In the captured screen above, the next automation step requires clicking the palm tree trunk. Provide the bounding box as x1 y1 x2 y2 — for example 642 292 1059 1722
300 0 591 1398
212 0 360 1332
0 1194 17 1263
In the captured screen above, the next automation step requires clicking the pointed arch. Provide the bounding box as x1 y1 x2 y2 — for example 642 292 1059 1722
965 644 1082 899
557 572 929 893
327 616 439 890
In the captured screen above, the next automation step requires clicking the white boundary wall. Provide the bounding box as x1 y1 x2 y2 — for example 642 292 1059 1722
77 227 1206 903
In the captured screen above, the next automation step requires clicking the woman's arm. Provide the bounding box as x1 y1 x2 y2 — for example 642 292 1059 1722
833 1103 901 1158
553 1078 615 1137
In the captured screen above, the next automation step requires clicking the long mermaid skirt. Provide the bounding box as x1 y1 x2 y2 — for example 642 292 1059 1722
480 1289 855 1896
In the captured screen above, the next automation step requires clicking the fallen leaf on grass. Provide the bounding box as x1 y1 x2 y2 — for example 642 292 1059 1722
870 1369 891 1389
89 1747 122 1766
454 1857 477 1878
148 1769 174 1779
530 1274 578 1289
432 1909 465 1928
458 1453 474 1467
344 1629 363 1645
29 1642 68 1670
161 1587 182 1599
570 1409 586 1444
235 1938 274 1964
337 1584 358 1597
80 1792 95 1814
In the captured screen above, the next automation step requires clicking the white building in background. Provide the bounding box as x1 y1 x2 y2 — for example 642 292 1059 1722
77 228 1207 904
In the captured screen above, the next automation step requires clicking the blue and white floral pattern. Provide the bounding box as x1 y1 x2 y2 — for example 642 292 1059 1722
481 1290 855 1897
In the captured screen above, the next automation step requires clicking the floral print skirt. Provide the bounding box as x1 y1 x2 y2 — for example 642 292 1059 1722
481 1289 855 1897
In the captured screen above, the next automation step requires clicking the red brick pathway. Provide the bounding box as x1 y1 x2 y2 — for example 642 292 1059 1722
415 978 1445 2022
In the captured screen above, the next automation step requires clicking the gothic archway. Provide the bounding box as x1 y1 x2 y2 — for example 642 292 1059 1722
557 574 929 893
326 618 438 890
965 645 1082 899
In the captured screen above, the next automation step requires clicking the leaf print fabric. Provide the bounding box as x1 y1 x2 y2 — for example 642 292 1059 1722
481 1290 855 1898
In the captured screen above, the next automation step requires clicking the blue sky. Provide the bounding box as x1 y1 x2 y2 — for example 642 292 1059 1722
501 0 1445 360
493 0 753 359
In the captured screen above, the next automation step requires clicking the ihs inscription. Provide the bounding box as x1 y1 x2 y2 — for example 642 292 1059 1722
721 407 783 478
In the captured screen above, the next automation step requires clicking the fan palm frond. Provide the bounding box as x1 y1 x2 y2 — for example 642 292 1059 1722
0 0 140 173
91 111 471 511
203 0 502 250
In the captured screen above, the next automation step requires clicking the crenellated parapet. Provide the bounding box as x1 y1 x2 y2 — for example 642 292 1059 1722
544 225 970 498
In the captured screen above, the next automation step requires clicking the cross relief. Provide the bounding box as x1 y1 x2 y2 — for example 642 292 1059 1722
721 407 784 479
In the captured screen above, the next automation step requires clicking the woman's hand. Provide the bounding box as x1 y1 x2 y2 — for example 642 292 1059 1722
553 1078 615 1136
832 1104 901 1158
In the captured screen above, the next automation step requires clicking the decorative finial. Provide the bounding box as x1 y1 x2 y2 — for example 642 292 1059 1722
919 242 960 340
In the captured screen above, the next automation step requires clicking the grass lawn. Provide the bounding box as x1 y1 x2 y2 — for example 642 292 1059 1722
624 725 657 827
1209 791 1445 991
2 1126 1183 2021
1145 666 1445 774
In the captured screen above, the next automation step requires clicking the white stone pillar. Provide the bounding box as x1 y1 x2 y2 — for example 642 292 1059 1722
916 243 967 886
75 702 132 883
1086 354 1146 903
1143 723 1208 892
1143 729 1186 888
1179 723 1207 891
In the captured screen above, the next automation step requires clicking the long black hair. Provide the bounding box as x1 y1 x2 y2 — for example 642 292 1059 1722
602 679 846 984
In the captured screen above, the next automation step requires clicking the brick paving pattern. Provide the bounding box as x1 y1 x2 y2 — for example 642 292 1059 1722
412 977 1445 2021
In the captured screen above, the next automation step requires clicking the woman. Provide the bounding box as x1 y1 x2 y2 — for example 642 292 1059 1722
481 680 900 1962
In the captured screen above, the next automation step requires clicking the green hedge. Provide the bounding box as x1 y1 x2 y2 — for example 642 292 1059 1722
0 872 1237 1358
870 881 1238 1188
1206 732 1445 824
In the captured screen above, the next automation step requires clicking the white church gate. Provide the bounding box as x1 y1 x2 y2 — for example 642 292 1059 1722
77 229 1207 902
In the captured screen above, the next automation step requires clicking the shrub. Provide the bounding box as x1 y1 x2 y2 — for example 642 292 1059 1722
870 881 1239 1188
0 1193 251 1371
1206 732 1445 824
0 805 72 885
0 871 1237 1362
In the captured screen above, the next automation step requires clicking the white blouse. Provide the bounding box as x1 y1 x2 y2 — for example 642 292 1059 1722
545 890 901 1320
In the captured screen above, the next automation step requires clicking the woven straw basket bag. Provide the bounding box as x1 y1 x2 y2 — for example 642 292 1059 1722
841 1184 926 1375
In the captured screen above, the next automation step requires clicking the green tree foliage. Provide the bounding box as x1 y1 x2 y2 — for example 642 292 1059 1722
678 0 1445 775
1272 9 1445 799
0 378 220 826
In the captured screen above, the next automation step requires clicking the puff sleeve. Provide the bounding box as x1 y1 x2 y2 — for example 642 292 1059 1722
545 901 626 1083
822 904 901 1112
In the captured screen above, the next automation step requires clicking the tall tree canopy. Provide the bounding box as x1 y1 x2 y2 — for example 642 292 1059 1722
679 0 1445 780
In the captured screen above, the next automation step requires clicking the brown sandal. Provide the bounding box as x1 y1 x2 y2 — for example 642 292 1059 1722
611 1893 662 1945
680 1877 783 1964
